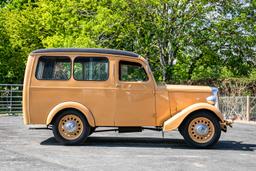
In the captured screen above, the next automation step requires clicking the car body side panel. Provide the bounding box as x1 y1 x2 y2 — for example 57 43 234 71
166 85 212 116
28 54 117 126
169 92 211 115
155 88 171 126
22 55 35 125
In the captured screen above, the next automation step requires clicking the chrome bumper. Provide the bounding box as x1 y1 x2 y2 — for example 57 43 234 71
220 120 233 132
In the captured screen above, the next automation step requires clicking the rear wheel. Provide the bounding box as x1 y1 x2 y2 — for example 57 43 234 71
52 110 90 145
179 111 221 148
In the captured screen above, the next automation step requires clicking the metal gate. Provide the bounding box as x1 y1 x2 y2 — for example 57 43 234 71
0 84 23 115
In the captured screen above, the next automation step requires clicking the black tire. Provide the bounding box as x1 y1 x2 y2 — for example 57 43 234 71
52 109 91 145
179 111 221 148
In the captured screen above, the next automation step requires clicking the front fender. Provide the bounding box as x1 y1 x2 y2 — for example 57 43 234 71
163 103 223 132
46 101 95 127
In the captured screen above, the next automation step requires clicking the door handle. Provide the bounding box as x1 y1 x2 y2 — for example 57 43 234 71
115 83 121 88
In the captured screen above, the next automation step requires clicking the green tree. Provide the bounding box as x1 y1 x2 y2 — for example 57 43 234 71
0 0 255 84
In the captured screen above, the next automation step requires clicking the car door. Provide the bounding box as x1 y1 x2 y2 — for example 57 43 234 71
115 59 156 126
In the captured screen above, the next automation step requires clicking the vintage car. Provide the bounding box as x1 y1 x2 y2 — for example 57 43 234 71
23 48 231 148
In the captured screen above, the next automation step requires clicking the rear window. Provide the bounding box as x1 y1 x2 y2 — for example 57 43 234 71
35 56 71 80
74 57 109 81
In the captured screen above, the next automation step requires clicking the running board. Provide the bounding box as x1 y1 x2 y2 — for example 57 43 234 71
29 125 52 130
118 127 143 133
94 127 162 133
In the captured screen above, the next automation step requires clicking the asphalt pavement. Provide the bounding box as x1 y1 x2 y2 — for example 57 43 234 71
0 116 256 171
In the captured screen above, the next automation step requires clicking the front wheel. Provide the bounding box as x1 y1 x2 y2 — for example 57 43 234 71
52 110 91 145
179 112 221 148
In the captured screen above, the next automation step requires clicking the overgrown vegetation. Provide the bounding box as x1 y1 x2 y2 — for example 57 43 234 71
176 78 256 96
0 0 255 95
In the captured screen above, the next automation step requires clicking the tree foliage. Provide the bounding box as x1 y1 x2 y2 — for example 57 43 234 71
0 0 255 84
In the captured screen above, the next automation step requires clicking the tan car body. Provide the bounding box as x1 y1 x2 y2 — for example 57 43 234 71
23 49 226 132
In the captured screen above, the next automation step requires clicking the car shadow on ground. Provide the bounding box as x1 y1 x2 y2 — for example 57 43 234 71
40 136 256 151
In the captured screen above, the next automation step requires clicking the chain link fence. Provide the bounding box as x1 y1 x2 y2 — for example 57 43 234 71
0 84 256 121
219 96 256 121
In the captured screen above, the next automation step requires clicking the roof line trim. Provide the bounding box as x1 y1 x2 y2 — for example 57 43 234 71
31 48 139 57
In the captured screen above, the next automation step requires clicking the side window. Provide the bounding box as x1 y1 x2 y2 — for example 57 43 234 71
36 56 71 80
119 61 148 82
74 57 109 81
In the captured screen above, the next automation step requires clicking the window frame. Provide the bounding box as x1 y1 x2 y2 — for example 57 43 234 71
73 56 110 81
118 60 149 82
35 56 72 81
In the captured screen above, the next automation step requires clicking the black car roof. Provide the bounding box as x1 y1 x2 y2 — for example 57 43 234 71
32 48 139 57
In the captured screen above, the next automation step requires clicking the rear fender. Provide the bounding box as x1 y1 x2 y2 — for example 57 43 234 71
46 101 95 127
163 103 223 132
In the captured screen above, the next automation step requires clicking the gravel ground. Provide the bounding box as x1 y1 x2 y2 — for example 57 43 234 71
0 116 256 171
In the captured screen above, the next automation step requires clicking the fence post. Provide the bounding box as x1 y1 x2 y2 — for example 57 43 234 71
9 85 12 114
246 96 250 121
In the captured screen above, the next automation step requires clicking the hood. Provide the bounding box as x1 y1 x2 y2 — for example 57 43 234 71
160 84 212 115
165 84 212 93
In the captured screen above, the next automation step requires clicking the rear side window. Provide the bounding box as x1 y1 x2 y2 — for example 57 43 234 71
119 61 148 82
36 56 71 80
74 57 109 81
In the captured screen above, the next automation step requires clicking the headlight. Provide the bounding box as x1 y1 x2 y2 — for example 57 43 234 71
211 87 218 96
206 87 219 106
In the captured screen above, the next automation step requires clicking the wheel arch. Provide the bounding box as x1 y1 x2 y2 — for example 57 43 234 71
179 109 221 129
46 101 95 127
163 103 223 132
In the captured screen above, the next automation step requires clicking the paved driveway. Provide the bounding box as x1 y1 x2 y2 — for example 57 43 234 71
0 116 256 171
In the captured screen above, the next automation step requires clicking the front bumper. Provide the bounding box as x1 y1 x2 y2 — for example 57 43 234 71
220 120 233 132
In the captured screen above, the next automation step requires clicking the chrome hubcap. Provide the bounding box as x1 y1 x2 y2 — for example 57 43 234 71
63 120 77 133
195 124 209 136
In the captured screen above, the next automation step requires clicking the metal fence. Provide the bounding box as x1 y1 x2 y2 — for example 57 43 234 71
0 84 23 115
0 84 256 121
219 96 256 121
